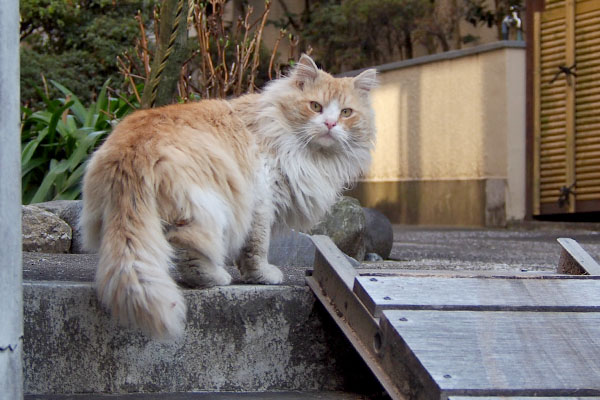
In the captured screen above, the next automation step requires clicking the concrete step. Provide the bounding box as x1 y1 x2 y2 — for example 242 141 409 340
23 254 383 397
25 391 374 399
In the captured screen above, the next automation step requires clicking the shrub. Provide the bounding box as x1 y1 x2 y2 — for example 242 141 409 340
21 80 137 204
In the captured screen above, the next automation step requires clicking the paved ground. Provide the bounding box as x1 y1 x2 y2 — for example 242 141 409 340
386 223 600 272
23 223 600 284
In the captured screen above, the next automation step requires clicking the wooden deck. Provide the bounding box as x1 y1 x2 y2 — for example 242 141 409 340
306 236 600 400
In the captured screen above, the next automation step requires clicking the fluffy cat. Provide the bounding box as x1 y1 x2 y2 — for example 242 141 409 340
80 54 377 338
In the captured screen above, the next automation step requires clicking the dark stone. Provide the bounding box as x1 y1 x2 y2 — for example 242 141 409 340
363 207 393 259
311 197 366 261
364 253 384 262
268 229 360 268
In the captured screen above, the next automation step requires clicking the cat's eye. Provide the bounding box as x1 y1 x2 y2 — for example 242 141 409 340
341 108 353 117
310 101 323 112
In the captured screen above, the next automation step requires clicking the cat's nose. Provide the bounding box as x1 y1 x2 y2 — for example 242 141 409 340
324 120 337 130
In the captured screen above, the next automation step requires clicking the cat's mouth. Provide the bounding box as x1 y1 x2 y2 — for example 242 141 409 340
314 131 337 147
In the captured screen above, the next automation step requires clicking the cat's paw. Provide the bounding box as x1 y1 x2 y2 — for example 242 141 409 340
178 264 233 288
242 264 284 285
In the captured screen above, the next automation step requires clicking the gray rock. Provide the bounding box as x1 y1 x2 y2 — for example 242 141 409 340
35 200 87 253
269 229 317 267
268 229 360 268
22 205 72 253
311 197 366 261
363 207 393 259
364 252 383 262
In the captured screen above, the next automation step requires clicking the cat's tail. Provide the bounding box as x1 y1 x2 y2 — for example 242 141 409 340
81 159 186 339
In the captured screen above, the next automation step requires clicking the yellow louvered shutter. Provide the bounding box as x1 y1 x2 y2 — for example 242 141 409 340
574 1 600 208
533 0 600 215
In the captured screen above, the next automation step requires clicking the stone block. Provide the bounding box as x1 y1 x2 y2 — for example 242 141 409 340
22 205 72 253
35 200 86 253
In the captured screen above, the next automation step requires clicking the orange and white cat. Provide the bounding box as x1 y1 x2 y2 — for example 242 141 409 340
80 55 377 338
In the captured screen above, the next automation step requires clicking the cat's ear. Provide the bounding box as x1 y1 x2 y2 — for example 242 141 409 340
353 69 378 92
291 54 319 89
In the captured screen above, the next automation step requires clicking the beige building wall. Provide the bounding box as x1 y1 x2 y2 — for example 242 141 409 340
348 42 526 226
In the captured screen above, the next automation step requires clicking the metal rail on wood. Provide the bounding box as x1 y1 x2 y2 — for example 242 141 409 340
307 235 600 400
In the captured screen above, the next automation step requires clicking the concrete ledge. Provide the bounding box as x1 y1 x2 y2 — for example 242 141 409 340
25 392 366 399
24 281 379 395
338 40 526 77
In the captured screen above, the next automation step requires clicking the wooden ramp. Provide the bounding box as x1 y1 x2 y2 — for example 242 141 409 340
306 236 600 400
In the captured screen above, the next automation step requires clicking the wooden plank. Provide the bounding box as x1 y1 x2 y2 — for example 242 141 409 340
311 235 357 289
450 397 600 400
354 276 600 317
381 310 600 397
357 269 570 279
557 237 600 275
305 277 406 400
308 235 409 400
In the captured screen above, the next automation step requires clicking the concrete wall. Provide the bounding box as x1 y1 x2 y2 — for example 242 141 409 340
348 41 526 227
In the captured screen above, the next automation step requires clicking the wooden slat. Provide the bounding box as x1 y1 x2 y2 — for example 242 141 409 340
577 164 600 174
578 193 600 201
577 0 600 14
354 276 600 317
574 4 600 207
557 237 600 275
381 310 600 396
450 398 598 400
578 186 600 195
565 0 576 213
533 10 542 215
545 0 566 11
357 269 559 279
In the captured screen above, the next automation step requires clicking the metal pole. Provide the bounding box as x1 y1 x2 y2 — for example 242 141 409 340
0 0 24 398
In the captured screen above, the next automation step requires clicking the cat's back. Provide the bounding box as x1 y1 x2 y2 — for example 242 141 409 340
103 99 245 149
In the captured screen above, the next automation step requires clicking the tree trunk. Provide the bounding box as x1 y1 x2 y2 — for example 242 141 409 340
403 29 413 59
141 0 189 108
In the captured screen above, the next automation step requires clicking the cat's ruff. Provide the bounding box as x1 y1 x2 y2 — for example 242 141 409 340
80 54 377 338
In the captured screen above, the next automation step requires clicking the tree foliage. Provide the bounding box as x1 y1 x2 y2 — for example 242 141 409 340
302 0 459 73
20 0 157 109
283 0 523 74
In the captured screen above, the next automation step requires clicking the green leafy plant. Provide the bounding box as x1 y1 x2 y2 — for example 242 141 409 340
21 80 137 204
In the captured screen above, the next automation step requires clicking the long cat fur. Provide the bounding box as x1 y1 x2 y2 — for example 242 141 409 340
80 55 377 338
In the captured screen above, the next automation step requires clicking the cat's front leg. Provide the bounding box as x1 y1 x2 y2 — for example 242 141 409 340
237 206 284 285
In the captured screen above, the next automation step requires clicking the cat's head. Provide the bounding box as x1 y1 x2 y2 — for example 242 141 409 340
262 54 378 154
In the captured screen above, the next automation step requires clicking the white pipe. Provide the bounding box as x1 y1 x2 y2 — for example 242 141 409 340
0 0 24 398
